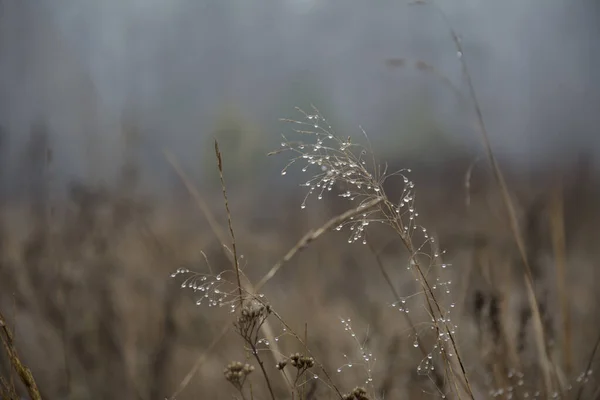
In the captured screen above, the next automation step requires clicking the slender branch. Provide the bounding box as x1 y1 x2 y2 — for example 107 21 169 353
247 339 276 400
409 1 555 393
214 140 244 307
366 238 446 391
214 141 277 400
0 311 42 400
254 197 383 292
164 149 228 245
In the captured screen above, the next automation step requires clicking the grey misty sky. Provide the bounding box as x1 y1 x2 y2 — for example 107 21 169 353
0 0 598 189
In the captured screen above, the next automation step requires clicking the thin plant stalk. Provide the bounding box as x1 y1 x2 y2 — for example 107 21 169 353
254 197 383 292
0 311 42 400
214 140 276 400
413 1 556 393
549 179 572 375
214 140 245 307
366 238 447 392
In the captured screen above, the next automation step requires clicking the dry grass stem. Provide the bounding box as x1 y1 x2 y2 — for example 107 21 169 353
550 179 572 375
0 311 42 400
254 197 383 292
164 149 227 244
214 140 245 307
413 1 556 394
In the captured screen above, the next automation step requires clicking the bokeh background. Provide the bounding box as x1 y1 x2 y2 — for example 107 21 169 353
0 1 599 399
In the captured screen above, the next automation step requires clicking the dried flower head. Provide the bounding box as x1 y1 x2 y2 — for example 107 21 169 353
235 298 272 341
276 360 288 370
271 107 468 394
223 361 255 391
343 387 371 400
239 300 271 323
290 352 315 371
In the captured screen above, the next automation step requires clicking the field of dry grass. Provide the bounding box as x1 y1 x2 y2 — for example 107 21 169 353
1 5 598 396
1 109 600 400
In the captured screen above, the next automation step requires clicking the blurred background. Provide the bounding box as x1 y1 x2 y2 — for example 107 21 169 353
0 0 599 399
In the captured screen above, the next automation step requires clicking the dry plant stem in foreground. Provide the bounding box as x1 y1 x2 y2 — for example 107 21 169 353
383 197 473 399
456 32 557 396
274 107 474 399
254 196 383 292
397 2 557 394
234 301 276 400
164 149 227 245
215 140 276 400
214 140 244 307
366 239 446 391
266 307 344 399
166 181 375 399
166 147 292 397
0 311 42 400
213 140 344 399
416 1 556 393
550 180 572 375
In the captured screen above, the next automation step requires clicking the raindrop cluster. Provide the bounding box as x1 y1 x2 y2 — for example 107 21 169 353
171 267 236 310
336 318 376 387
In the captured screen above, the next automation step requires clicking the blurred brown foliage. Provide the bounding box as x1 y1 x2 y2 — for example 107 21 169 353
1 122 600 400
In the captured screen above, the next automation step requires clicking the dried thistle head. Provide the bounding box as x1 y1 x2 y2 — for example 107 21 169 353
235 298 272 340
239 299 271 322
290 352 315 371
223 361 255 390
